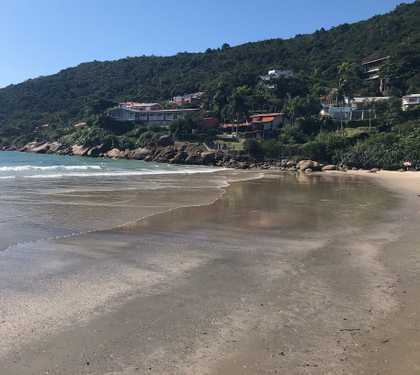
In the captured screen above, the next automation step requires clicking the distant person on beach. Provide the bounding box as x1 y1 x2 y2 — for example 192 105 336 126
403 161 412 171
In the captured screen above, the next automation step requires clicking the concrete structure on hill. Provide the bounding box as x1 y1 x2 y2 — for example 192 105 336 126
402 94 420 111
361 56 390 94
119 102 162 111
171 92 205 107
260 69 295 81
260 69 295 89
320 96 391 122
108 106 199 126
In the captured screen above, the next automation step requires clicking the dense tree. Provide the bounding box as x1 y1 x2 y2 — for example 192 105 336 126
0 0 419 142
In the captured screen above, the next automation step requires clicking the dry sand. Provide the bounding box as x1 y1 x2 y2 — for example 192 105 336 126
332 170 420 375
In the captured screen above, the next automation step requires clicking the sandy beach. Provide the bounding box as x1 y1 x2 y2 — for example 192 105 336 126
1 170 420 374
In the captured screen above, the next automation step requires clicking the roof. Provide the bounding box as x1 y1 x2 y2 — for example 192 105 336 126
403 94 420 98
249 113 284 118
222 123 252 129
120 102 160 107
113 107 199 114
361 56 390 65
352 97 391 103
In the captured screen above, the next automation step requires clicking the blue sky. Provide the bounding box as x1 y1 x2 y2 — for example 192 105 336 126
0 0 414 87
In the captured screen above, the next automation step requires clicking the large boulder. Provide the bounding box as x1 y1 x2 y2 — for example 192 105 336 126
153 146 176 163
185 153 203 165
201 151 216 165
86 144 107 157
169 151 188 164
322 165 337 171
20 141 43 152
71 145 90 156
297 160 321 171
47 142 64 153
31 142 52 154
174 141 187 152
157 135 174 147
106 148 123 159
130 147 152 160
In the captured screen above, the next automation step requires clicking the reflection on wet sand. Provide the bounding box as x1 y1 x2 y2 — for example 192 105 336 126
0 173 411 374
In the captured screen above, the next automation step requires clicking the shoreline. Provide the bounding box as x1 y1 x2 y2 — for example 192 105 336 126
3 146 420 176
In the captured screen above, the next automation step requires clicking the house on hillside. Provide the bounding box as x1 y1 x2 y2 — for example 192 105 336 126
351 97 391 109
320 96 390 122
221 113 284 139
108 106 199 126
361 56 390 94
172 92 205 107
119 102 162 111
402 94 420 111
249 113 284 132
260 69 295 81
259 69 295 89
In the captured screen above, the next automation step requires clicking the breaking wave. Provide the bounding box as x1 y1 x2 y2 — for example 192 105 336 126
0 165 103 172
0 168 226 180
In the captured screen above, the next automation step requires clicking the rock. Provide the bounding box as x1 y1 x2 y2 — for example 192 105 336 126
185 153 203 165
31 142 52 154
169 151 188 164
47 142 64 153
71 145 90 156
106 148 123 159
369 168 380 173
322 165 337 171
295 160 320 171
286 160 297 168
86 144 106 157
174 141 187 152
130 147 152 160
297 160 315 171
20 141 43 152
201 151 216 165
157 135 174 147
154 146 176 163
237 161 250 169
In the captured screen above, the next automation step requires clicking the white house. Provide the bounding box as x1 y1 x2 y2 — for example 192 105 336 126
108 107 200 126
402 94 420 111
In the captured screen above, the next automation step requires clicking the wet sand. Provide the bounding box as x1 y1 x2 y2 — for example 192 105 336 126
1 172 420 374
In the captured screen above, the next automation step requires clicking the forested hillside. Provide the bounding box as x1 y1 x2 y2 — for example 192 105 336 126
0 1 419 143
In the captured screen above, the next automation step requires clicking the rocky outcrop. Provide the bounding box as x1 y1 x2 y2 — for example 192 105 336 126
157 135 174 147
201 151 216 165
12 140 358 174
86 144 106 157
297 160 321 171
169 151 188 164
153 146 176 163
72 145 91 156
130 147 153 160
106 148 131 159
19 141 65 154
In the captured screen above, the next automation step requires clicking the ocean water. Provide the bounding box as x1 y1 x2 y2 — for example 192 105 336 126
0 151 230 251
0 151 222 180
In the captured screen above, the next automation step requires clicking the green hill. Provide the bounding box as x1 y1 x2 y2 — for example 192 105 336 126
0 1 419 143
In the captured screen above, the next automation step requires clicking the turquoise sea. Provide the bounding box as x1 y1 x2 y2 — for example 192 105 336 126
0 151 228 251
0 151 221 180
